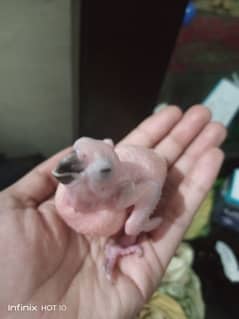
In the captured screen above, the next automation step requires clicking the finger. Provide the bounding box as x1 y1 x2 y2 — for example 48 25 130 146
167 122 227 187
154 105 211 166
9 147 71 204
119 106 182 147
153 147 224 270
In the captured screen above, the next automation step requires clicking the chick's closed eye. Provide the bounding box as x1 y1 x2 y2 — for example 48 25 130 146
93 159 113 179
101 167 112 174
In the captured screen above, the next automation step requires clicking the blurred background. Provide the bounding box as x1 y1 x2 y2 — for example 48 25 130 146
1 1 239 319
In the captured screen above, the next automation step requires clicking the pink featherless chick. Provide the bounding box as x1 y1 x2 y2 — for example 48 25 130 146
52 137 167 280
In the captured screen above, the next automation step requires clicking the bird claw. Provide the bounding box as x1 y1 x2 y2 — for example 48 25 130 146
104 241 143 282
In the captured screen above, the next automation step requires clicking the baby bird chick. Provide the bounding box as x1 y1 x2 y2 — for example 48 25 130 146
53 137 167 280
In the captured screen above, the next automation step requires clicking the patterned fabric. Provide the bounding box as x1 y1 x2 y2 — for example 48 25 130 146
138 243 205 319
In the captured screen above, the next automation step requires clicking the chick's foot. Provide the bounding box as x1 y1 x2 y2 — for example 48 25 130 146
104 238 143 281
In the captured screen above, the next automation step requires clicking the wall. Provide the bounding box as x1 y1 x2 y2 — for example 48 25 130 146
0 0 73 158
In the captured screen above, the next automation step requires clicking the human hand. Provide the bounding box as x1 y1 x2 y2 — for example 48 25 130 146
0 105 226 319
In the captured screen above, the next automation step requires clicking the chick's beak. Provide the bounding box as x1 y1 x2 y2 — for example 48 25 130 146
52 151 84 184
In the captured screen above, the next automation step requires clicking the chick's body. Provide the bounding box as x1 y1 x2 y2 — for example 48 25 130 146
54 138 167 238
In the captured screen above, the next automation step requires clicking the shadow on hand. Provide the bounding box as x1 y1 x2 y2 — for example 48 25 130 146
150 166 186 241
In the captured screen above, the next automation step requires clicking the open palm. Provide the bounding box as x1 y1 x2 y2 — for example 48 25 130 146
0 106 226 319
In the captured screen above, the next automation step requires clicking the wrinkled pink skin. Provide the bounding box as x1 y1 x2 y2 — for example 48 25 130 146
54 137 167 280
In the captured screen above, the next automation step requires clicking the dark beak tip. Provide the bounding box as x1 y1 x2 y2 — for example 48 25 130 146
52 169 75 185
52 151 84 185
